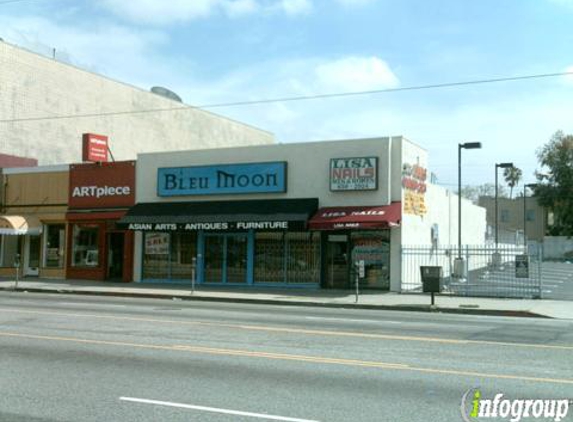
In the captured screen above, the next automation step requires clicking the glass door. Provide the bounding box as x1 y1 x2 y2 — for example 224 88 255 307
326 234 349 288
24 235 41 276
226 235 247 283
204 235 225 283
203 234 248 284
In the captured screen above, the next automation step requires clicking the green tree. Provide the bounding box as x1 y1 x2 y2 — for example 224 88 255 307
503 166 522 199
535 131 573 236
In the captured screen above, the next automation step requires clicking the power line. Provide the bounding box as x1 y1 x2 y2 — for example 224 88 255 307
1 70 572 124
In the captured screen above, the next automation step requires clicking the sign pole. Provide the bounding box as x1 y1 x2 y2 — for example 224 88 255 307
191 257 196 295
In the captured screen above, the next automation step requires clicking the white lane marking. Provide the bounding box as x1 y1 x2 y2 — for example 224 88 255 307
119 397 320 422
304 316 402 324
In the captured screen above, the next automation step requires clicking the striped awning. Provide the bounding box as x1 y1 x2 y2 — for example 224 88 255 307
0 215 43 235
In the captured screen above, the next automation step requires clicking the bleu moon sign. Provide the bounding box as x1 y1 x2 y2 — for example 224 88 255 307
158 162 287 196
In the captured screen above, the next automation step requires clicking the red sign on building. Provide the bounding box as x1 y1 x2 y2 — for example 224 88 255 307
82 133 109 163
68 161 136 209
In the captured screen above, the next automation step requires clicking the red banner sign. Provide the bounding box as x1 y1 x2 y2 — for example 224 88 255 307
69 161 136 209
82 133 109 163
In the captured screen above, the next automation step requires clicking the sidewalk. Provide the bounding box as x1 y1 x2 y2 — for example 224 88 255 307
1 277 572 319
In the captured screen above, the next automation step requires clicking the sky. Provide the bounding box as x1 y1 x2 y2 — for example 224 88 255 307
1 0 572 189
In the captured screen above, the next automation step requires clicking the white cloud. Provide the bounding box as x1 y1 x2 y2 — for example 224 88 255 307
564 65 573 85
223 0 260 17
314 56 399 92
100 0 221 24
335 0 376 7
100 0 313 24
280 0 313 16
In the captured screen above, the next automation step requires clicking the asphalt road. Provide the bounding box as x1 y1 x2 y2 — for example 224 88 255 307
0 292 572 422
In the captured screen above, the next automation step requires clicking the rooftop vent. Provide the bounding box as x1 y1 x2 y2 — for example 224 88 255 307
150 86 183 103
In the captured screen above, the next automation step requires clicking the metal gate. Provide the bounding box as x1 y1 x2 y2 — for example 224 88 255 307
401 245 542 299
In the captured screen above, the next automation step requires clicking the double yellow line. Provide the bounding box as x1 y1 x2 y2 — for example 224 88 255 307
0 330 572 385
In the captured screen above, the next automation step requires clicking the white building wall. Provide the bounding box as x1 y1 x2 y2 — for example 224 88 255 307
136 137 397 205
0 41 273 164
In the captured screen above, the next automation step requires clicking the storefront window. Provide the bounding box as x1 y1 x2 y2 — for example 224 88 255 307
285 232 320 284
171 232 197 279
1 235 21 267
143 232 170 279
142 232 198 280
351 231 390 289
255 232 320 284
72 224 99 267
43 224 65 268
254 232 284 283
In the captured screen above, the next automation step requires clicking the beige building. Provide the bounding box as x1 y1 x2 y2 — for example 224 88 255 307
478 196 547 243
0 166 68 278
0 41 273 164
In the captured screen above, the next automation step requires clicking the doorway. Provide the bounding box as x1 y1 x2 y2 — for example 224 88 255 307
24 235 41 276
326 234 349 288
107 232 125 280
204 234 248 284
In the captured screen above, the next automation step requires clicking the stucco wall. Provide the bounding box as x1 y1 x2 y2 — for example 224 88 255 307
0 42 274 164
136 137 400 206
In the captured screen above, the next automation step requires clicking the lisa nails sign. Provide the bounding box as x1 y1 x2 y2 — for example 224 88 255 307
330 157 378 191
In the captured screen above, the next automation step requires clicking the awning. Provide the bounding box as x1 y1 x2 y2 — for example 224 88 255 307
0 215 43 235
118 198 319 231
308 203 401 230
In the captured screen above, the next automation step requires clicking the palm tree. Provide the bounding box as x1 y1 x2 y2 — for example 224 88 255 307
504 166 522 199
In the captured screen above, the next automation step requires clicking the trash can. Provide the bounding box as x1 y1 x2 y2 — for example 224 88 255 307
420 266 443 293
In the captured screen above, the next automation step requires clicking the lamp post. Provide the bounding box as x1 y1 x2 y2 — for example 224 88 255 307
494 162 514 246
456 142 481 278
523 183 538 247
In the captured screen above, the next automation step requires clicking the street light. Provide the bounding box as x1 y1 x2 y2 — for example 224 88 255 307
494 162 514 246
523 183 538 247
456 142 482 278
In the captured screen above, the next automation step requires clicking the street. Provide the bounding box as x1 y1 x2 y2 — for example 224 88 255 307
0 292 572 422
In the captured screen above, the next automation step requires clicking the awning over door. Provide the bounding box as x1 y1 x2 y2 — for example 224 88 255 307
0 215 43 235
308 203 401 230
118 198 319 231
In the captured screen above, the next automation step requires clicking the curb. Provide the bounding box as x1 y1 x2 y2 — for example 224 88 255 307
0 286 550 319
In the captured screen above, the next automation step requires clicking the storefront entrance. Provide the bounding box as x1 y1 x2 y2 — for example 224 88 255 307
204 234 248 284
107 232 125 280
326 234 349 288
24 235 41 276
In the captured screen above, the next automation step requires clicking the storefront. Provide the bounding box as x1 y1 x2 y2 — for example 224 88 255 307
66 161 135 281
308 204 401 289
0 166 68 279
123 139 406 290
120 198 320 286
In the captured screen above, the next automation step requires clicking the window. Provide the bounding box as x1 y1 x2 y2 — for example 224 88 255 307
1 235 21 267
254 232 320 284
43 224 65 268
71 224 100 267
254 232 284 283
526 209 535 222
142 232 198 280
500 209 510 223
351 231 390 289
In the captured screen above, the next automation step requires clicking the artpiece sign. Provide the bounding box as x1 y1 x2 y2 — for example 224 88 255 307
128 221 290 231
402 163 427 216
69 161 136 209
330 157 378 191
158 162 287 196
82 133 109 163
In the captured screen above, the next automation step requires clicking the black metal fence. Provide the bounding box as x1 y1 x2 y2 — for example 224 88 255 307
401 244 542 299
